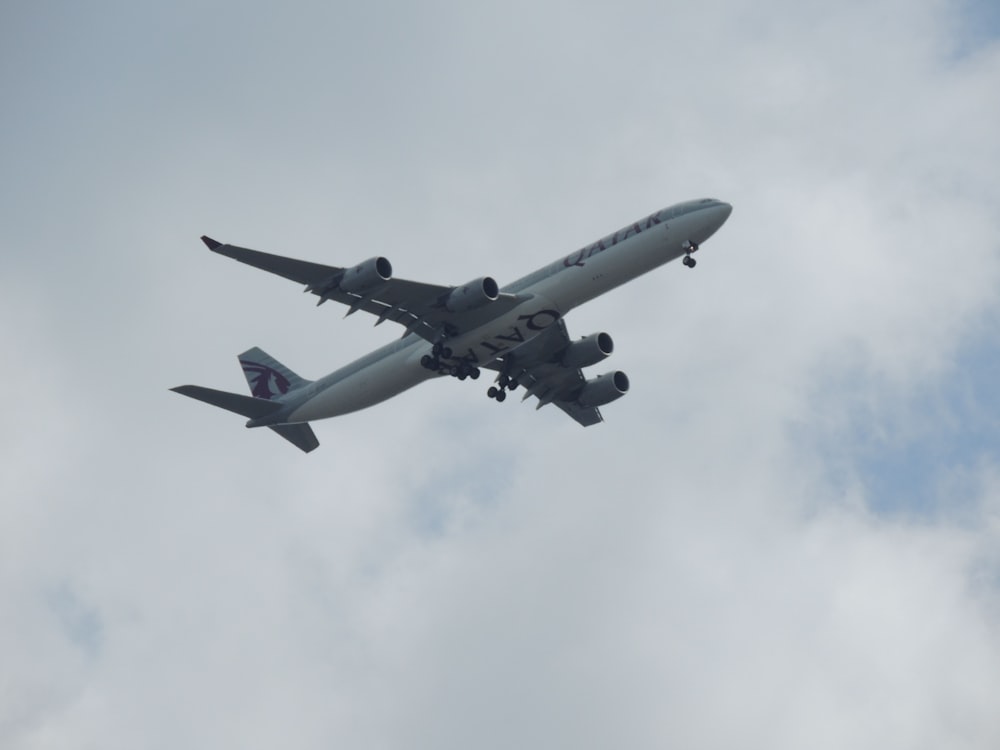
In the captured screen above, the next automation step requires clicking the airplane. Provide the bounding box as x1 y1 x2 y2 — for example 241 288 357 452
171 198 733 452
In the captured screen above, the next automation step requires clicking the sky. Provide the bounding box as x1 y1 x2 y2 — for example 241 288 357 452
2 1 999 748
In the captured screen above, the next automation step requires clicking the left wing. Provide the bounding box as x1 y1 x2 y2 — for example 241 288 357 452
485 319 623 427
201 237 527 343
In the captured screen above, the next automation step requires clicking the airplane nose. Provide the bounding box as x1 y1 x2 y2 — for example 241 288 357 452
717 201 733 223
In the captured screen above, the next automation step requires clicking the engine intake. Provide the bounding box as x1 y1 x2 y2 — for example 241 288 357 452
577 370 630 408
445 276 499 313
339 256 392 294
561 332 614 369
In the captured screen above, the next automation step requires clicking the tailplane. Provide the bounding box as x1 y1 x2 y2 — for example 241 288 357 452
171 348 321 453
170 385 283 419
269 423 320 453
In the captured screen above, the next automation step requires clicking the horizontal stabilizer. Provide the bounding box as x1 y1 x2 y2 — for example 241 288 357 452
201 235 222 250
269 423 320 453
170 385 283 419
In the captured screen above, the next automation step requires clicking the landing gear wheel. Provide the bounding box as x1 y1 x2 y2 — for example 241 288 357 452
495 390 507 402
488 386 499 399
508 379 518 391
421 355 436 369
683 255 697 268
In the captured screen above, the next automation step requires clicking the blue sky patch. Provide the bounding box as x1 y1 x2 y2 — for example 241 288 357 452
836 332 1000 519
956 0 1000 54
45 583 103 659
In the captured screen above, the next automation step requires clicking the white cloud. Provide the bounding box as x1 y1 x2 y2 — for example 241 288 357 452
2 0 999 748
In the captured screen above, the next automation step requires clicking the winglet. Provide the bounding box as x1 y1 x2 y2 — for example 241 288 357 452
201 235 222 250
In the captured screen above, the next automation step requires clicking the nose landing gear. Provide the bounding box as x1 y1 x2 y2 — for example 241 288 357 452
682 240 699 269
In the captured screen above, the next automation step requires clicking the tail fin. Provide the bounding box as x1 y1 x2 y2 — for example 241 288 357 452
238 347 311 400
172 349 319 453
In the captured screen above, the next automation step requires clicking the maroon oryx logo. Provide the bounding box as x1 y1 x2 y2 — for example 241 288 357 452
240 360 291 400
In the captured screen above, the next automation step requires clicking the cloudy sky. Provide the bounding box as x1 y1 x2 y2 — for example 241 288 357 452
3 1 1000 747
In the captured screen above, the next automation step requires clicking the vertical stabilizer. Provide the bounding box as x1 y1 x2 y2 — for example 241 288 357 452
238 347 310 400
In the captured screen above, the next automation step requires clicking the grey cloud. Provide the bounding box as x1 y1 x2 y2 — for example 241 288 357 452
2 1 999 748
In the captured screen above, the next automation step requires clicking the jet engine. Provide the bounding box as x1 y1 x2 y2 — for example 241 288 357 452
445 276 500 312
339 256 393 294
577 370 630 407
561 332 614 369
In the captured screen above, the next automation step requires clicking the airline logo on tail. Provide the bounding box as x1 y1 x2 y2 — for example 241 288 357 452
240 360 291 400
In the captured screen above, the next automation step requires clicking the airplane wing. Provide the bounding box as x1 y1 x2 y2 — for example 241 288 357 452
201 237 527 343
484 319 605 427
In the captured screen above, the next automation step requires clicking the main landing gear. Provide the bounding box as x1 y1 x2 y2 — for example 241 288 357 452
420 342 481 381
419 341 517 400
487 373 519 403
682 240 699 268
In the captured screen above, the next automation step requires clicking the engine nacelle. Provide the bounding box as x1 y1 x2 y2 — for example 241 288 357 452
562 332 614 369
339 256 392 294
445 276 499 312
577 370 630 408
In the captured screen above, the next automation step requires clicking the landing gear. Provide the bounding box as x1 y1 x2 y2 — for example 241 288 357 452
421 345 480 381
487 373 518 402
682 240 699 269
487 386 507 402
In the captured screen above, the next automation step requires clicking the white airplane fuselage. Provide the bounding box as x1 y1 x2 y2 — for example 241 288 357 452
283 199 732 423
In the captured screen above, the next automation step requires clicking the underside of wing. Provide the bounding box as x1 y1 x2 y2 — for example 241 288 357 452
515 359 604 427
202 238 526 342
321 279 527 342
484 319 628 427
554 400 605 427
205 239 338 287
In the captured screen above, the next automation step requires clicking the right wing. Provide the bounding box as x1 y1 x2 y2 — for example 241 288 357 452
201 237 527 343
483 319 607 427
